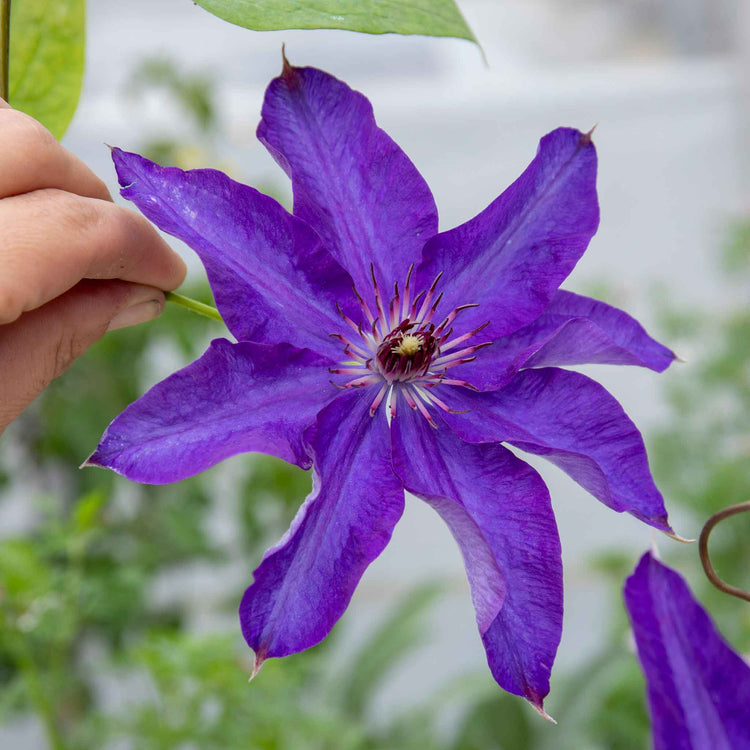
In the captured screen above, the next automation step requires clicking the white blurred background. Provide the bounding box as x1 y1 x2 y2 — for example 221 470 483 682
2 0 747 744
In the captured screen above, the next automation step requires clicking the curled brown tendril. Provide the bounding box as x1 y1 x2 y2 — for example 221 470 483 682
698 500 750 602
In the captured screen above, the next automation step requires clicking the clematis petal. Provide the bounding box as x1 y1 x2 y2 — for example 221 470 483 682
523 291 676 371
257 62 438 297
463 290 676 391
87 340 335 482
624 552 750 750
416 128 598 341
442 368 671 531
111 148 356 357
392 405 562 711
240 389 405 668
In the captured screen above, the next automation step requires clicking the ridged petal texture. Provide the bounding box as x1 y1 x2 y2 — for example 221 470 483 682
239 389 404 669
624 552 750 750
442 368 671 531
87 341 336 481
112 148 357 359
461 290 676 391
258 63 438 301
392 405 562 713
415 128 599 341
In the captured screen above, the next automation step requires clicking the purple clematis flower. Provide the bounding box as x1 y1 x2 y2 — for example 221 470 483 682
88 60 678 714
624 552 750 749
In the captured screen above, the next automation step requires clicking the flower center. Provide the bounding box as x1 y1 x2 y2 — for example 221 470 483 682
391 333 422 358
376 323 437 381
329 265 490 426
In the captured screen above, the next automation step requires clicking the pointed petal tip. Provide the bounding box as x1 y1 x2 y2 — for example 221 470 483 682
249 651 266 682
80 451 129 479
581 123 598 145
647 512 694 544
661 528 696 544
530 700 557 724
673 352 687 364
280 44 296 83
524 687 556 723
79 454 97 470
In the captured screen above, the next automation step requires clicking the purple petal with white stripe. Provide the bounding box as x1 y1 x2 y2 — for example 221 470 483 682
258 62 438 298
239 389 404 668
442 368 672 531
624 552 750 750
112 148 356 357
392 405 562 712
87 340 335 482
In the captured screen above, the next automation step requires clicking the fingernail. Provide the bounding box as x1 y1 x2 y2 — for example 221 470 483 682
107 299 162 332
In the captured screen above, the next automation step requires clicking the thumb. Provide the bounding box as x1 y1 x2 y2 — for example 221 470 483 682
0 279 164 432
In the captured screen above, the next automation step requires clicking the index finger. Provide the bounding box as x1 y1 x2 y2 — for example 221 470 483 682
0 189 187 324
0 104 112 201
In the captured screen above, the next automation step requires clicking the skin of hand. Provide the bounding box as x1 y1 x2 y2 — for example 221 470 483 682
0 99 187 435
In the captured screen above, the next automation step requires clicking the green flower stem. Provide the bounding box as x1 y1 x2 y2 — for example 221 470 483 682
1 0 10 102
165 291 223 322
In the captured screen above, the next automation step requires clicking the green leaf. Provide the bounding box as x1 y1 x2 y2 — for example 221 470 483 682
9 0 85 139
194 0 477 42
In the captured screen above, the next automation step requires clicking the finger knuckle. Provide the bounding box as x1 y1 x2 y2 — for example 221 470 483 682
51 190 106 237
1 109 57 156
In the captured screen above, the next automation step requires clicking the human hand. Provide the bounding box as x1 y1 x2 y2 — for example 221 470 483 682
0 100 187 435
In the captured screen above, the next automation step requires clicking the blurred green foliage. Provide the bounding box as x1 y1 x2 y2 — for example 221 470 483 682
0 58 747 750
126 58 220 169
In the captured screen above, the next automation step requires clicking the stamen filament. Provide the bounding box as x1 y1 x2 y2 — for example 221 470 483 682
369 383 389 416
436 356 477 370
403 387 418 410
330 333 371 360
422 292 444 325
389 286 399 331
433 342 492 367
410 290 426 319
401 264 414 321
434 304 479 337
344 348 370 364
439 321 490 352
336 302 362 335
330 266 488 423
416 272 443 322
329 367 370 375
370 265 389 339
352 286 376 325
342 374 381 389
413 385 447 411
426 377 478 390
410 387 438 428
